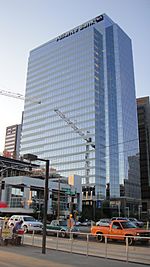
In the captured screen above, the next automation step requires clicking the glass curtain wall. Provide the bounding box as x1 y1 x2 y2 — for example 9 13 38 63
21 28 99 193
21 14 141 203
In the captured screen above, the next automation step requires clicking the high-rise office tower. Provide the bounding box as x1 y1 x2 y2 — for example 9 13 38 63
4 124 22 160
21 14 141 213
137 97 150 217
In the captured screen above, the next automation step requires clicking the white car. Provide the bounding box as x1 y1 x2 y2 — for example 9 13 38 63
8 215 43 233
96 218 111 226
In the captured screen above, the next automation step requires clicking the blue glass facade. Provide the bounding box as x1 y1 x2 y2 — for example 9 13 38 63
21 14 141 202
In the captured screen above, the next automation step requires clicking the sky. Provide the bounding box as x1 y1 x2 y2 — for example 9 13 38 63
0 0 150 152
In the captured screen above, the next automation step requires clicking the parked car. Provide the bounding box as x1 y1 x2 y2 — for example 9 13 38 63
128 218 144 228
111 217 144 228
46 220 80 238
111 217 128 221
75 221 81 226
96 218 111 226
80 219 93 226
8 215 43 233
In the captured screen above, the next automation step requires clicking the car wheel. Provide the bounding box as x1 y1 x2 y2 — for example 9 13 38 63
60 231 66 238
23 225 28 233
97 232 104 242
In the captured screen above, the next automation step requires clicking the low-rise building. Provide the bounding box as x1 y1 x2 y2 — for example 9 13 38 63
0 156 82 218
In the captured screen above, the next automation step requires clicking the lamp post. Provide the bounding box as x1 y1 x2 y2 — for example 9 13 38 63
23 153 49 254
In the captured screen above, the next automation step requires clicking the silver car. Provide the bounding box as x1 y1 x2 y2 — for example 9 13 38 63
96 218 111 226
8 215 43 233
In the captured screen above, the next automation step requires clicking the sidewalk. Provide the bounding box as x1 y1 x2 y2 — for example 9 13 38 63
0 245 148 267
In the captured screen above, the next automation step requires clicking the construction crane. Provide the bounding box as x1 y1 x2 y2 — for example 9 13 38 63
0 89 41 160
54 108 95 184
0 89 41 104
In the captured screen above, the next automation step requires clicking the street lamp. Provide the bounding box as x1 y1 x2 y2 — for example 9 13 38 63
23 153 49 254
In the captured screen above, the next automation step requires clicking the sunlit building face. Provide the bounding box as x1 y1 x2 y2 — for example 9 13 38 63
21 14 140 203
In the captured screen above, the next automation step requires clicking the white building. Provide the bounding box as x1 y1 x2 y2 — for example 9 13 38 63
0 175 82 218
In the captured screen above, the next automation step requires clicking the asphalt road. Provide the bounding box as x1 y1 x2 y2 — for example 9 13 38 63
0 245 148 267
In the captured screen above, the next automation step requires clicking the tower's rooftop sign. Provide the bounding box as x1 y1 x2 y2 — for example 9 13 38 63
56 15 103 42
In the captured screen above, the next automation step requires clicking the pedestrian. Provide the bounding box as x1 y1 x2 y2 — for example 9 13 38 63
67 214 75 239
12 220 23 245
13 220 23 234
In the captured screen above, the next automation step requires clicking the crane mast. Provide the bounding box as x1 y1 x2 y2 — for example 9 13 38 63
54 108 95 184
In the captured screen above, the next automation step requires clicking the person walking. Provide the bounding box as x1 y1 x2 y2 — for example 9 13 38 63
67 214 75 239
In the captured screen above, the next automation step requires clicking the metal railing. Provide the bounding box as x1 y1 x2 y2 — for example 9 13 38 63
22 230 150 265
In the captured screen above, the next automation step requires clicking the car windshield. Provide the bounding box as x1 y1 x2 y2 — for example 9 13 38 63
23 217 36 222
121 221 137 229
59 221 67 226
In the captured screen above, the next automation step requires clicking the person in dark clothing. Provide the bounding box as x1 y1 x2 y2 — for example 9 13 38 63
13 220 23 234
12 220 24 245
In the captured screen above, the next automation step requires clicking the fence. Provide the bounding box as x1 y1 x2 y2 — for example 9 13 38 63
22 230 150 265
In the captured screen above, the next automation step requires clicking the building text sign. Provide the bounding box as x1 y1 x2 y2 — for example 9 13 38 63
56 15 103 41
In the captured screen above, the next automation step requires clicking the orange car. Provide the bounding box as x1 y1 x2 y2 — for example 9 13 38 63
91 220 150 245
